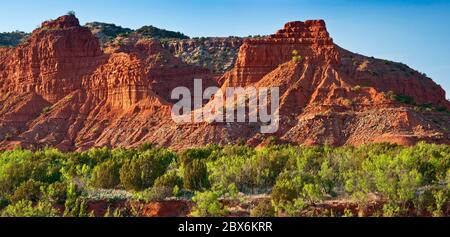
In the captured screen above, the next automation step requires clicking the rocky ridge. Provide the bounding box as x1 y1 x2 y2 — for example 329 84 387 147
0 15 449 151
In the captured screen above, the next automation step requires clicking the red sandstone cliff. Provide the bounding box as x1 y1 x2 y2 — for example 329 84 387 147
0 15 449 150
217 20 450 146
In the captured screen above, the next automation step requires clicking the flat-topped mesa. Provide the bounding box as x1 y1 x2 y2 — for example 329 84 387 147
271 20 331 40
226 20 339 87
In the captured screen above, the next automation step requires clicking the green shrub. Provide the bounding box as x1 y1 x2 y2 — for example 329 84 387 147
139 186 173 201
386 91 396 100
10 179 44 203
138 143 154 151
291 50 302 63
90 160 121 189
0 162 30 196
382 203 402 217
436 106 449 113
254 147 291 187
63 183 83 217
1 200 59 217
191 191 227 217
302 183 323 203
393 94 415 105
351 85 361 92
86 147 113 165
137 171 183 201
207 154 255 193
271 178 298 205
343 208 354 217
447 169 450 190
343 98 354 106
153 170 183 191
430 190 448 217
181 147 215 163
183 159 210 191
180 147 214 192
0 197 9 210
275 198 307 217
250 199 275 217
292 56 302 63
207 145 289 194
44 182 68 204
64 197 89 217
42 106 52 114
119 148 175 191
0 149 62 197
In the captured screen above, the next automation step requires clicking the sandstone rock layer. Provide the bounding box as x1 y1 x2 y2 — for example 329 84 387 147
0 15 449 151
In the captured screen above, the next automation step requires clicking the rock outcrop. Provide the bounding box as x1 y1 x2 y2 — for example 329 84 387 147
0 15 103 103
221 20 339 87
0 15 216 150
0 15 449 151
216 20 450 146
163 37 244 74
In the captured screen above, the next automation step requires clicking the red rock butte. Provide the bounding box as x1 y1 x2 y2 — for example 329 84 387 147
0 15 449 151
223 20 339 87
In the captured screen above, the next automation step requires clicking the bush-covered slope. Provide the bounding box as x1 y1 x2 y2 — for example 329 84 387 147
136 25 189 39
0 31 29 47
85 22 189 45
0 143 449 217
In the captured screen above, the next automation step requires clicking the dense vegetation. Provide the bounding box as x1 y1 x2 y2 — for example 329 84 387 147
386 91 450 114
1 22 188 49
84 22 189 45
0 142 449 217
85 22 133 44
136 25 189 39
0 31 29 47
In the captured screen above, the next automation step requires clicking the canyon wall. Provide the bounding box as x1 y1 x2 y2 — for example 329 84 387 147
0 15 449 150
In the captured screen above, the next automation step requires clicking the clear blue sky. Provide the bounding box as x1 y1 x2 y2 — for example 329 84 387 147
1 0 449 98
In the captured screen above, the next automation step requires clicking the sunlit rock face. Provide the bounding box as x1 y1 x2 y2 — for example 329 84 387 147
0 16 448 151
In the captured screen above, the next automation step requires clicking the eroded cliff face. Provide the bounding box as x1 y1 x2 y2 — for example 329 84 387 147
220 20 339 87
214 20 450 147
0 15 216 150
0 15 449 151
0 15 103 103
